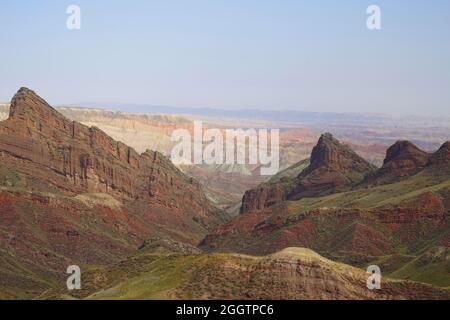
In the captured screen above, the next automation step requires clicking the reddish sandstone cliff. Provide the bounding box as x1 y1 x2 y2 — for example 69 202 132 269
0 88 219 221
0 88 223 295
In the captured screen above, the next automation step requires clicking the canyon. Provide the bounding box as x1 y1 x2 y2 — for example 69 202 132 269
0 88 449 299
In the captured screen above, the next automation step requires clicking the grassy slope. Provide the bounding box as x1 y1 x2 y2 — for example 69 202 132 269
286 168 450 286
44 246 449 300
0 249 57 299
388 246 450 287
201 167 449 287
46 246 231 300
288 168 450 213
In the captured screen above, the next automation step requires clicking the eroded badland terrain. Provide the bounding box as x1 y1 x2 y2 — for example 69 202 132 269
0 88 449 299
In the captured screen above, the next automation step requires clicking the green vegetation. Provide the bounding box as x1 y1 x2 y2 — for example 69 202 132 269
389 246 450 287
257 167 450 288
46 246 233 300
0 249 57 300
41 245 449 300
288 169 450 213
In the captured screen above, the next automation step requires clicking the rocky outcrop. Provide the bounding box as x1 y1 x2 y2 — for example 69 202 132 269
364 141 430 185
240 134 450 215
363 140 450 186
384 141 429 167
240 159 310 214
240 184 287 214
429 141 450 167
0 88 218 221
288 133 376 200
240 133 376 213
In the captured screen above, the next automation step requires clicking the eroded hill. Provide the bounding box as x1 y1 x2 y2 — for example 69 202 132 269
44 241 449 300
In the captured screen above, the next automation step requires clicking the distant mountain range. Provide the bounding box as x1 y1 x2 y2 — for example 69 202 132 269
64 103 450 128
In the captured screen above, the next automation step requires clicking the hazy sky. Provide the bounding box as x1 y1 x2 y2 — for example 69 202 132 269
0 0 449 116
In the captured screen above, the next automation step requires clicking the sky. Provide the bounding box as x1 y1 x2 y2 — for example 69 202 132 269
0 0 449 116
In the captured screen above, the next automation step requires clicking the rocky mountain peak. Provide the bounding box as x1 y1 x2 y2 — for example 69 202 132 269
0 88 221 228
383 140 429 168
240 134 377 213
429 141 450 167
9 87 60 121
307 133 375 174
363 140 429 185
287 134 376 200
384 141 428 165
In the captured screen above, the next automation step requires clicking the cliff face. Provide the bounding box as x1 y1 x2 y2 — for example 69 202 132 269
383 141 429 168
0 88 217 219
306 133 374 174
240 159 310 214
0 88 138 198
240 183 287 214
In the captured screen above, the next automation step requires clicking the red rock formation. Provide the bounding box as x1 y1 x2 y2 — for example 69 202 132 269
0 88 226 295
289 133 376 200
365 140 429 185
201 138 450 288
240 133 376 214
240 184 286 213
429 141 450 167
202 195 450 258
0 88 217 221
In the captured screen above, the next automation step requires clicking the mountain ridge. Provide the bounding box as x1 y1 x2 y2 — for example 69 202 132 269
0 88 223 298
